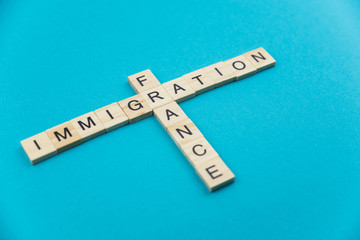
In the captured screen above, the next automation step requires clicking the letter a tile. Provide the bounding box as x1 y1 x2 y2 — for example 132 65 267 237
70 112 106 141
21 132 57 164
153 101 188 129
162 77 196 103
46 122 82 153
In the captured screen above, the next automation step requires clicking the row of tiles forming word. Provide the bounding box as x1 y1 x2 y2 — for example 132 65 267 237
21 47 276 191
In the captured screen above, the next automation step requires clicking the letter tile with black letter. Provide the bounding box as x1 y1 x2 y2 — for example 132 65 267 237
195 156 235 192
203 62 237 87
162 77 196 103
45 122 82 153
243 47 276 72
21 132 57 164
70 112 106 141
153 101 188 129
179 137 219 167
166 118 203 147
225 55 257 81
140 85 173 110
183 69 216 95
94 103 129 132
128 69 161 93
118 94 152 123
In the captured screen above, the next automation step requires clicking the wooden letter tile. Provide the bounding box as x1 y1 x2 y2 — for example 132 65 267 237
128 69 161 93
225 55 257 80
140 85 173 110
179 137 219 167
203 62 237 87
70 112 106 141
118 94 153 123
195 156 235 192
183 69 216 94
46 122 82 153
162 77 196 103
153 101 188 129
21 132 57 164
94 102 129 132
243 47 276 72
166 118 203 147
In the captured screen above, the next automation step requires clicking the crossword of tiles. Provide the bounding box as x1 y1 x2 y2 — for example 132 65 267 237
20 47 276 192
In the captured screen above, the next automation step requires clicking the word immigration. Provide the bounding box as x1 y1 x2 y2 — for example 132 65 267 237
21 47 276 192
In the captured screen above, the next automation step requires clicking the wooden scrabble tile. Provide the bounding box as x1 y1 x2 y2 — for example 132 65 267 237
94 102 129 132
162 77 196 103
140 85 174 110
166 118 203 147
243 47 276 72
153 101 188 129
195 156 235 192
179 137 219 167
21 132 57 164
183 69 216 94
46 122 82 153
203 62 237 87
128 69 161 93
70 112 106 141
225 55 257 80
118 94 153 123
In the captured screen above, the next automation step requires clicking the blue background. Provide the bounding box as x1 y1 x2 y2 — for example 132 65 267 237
1 0 360 239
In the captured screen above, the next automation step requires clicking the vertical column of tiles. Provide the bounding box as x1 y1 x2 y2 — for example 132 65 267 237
118 94 153 123
130 69 236 192
166 117 235 192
